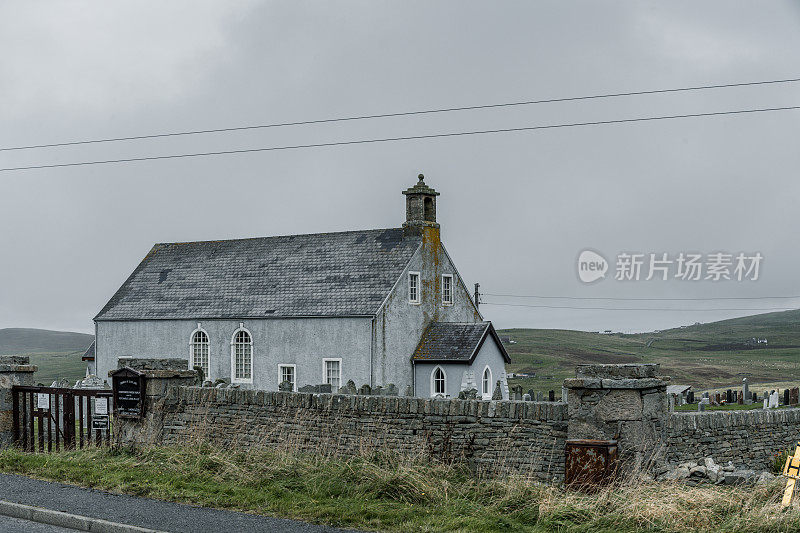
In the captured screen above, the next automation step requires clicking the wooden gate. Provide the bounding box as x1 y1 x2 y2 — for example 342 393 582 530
11 386 113 452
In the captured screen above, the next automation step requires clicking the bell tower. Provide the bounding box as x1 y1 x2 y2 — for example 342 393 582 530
402 174 440 236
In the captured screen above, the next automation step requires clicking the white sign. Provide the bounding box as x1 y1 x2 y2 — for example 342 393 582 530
36 393 49 410
94 397 108 415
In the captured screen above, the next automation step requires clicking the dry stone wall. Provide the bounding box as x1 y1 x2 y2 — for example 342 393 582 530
158 386 568 482
665 408 800 471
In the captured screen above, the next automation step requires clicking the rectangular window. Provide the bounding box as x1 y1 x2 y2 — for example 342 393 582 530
442 274 453 305
278 364 296 391
323 358 342 390
409 272 420 304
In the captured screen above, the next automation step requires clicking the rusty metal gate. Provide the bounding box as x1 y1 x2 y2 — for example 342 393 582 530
11 386 113 452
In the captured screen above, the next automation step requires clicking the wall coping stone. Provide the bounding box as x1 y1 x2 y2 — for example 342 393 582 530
576 363 660 379
0 364 37 373
564 377 667 390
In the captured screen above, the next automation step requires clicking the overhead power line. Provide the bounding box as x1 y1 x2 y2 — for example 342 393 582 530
2 76 800 152
481 302 799 312
482 293 800 301
2 104 800 173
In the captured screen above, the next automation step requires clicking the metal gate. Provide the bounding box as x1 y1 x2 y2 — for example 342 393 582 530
11 386 113 452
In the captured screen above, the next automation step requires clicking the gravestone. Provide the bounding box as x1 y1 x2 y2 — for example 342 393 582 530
687 391 695 404
742 378 750 404
764 398 769 409
339 380 358 395
522 393 531 401
278 380 293 392
784 389 790 406
791 387 799 406
457 388 477 400
359 384 372 396
715 393 721 405
738 391 743 405
770 391 780 409
511 384 523 400
491 381 503 400
527 389 534 399
548 390 555 402
726 389 732 403
698 398 709 411
764 391 769 401
383 383 398 396
536 391 543 402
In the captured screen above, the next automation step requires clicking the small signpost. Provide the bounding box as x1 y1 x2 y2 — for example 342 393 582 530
110 367 146 419
781 442 800 507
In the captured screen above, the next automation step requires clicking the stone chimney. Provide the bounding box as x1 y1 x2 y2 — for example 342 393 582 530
402 174 440 238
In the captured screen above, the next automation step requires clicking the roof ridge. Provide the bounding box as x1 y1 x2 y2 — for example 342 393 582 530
156 227 408 247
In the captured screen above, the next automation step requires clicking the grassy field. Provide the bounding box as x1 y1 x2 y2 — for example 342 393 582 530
0 328 93 385
500 309 800 395
0 444 797 532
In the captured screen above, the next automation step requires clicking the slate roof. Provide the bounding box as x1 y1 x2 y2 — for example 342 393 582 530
666 385 692 395
81 341 95 361
411 321 511 364
95 228 422 321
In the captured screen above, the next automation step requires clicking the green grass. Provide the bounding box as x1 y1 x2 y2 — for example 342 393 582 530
500 309 800 395
0 444 798 532
24 351 88 386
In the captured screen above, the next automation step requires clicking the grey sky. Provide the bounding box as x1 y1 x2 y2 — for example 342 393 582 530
2 1 799 335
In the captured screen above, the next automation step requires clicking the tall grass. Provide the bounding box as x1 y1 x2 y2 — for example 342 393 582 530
0 440 798 532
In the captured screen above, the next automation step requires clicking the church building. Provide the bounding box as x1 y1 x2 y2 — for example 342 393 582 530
94 175 510 398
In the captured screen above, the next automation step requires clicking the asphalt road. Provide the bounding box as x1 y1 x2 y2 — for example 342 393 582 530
0 473 357 533
0 516 76 532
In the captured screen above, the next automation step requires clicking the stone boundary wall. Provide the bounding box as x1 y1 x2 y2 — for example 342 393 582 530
664 408 800 470
158 386 568 482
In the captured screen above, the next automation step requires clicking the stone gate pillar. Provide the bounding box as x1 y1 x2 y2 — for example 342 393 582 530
564 363 669 471
112 358 197 446
0 356 38 446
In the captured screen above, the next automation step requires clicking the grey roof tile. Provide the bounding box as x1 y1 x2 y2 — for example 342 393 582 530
412 321 510 363
95 228 421 320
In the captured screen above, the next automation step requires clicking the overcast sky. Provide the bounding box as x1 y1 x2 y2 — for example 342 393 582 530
2 1 800 335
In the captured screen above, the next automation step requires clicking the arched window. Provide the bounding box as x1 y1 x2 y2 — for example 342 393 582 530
190 328 210 380
482 366 492 398
431 366 446 396
231 325 253 383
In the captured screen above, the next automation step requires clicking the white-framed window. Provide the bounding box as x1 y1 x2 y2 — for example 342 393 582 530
431 366 446 397
482 366 492 399
230 324 253 384
189 325 210 380
408 271 421 304
278 364 296 391
442 274 453 305
323 358 342 390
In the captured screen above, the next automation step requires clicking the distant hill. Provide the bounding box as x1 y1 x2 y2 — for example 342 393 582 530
0 328 93 355
0 328 94 385
499 308 800 394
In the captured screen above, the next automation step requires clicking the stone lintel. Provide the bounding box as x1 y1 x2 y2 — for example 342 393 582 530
0 364 38 373
576 363 660 379
564 377 666 390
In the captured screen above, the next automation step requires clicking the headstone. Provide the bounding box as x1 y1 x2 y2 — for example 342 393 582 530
384 383 398 396
511 384 523 401
522 393 531 401
715 393 721 405
359 384 372 396
770 391 780 409
764 391 769 401
784 389 790 406
536 391 543 402
738 391 743 405
457 388 477 400
491 380 503 400
278 380 293 392
548 390 555 402
338 380 357 395
699 398 709 411
764 398 769 409
687 391 695 404
726 389 732 403
562 386 568 403
404 385 413 397
742 378 750 404
791 387 799 406
527 389 534 399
